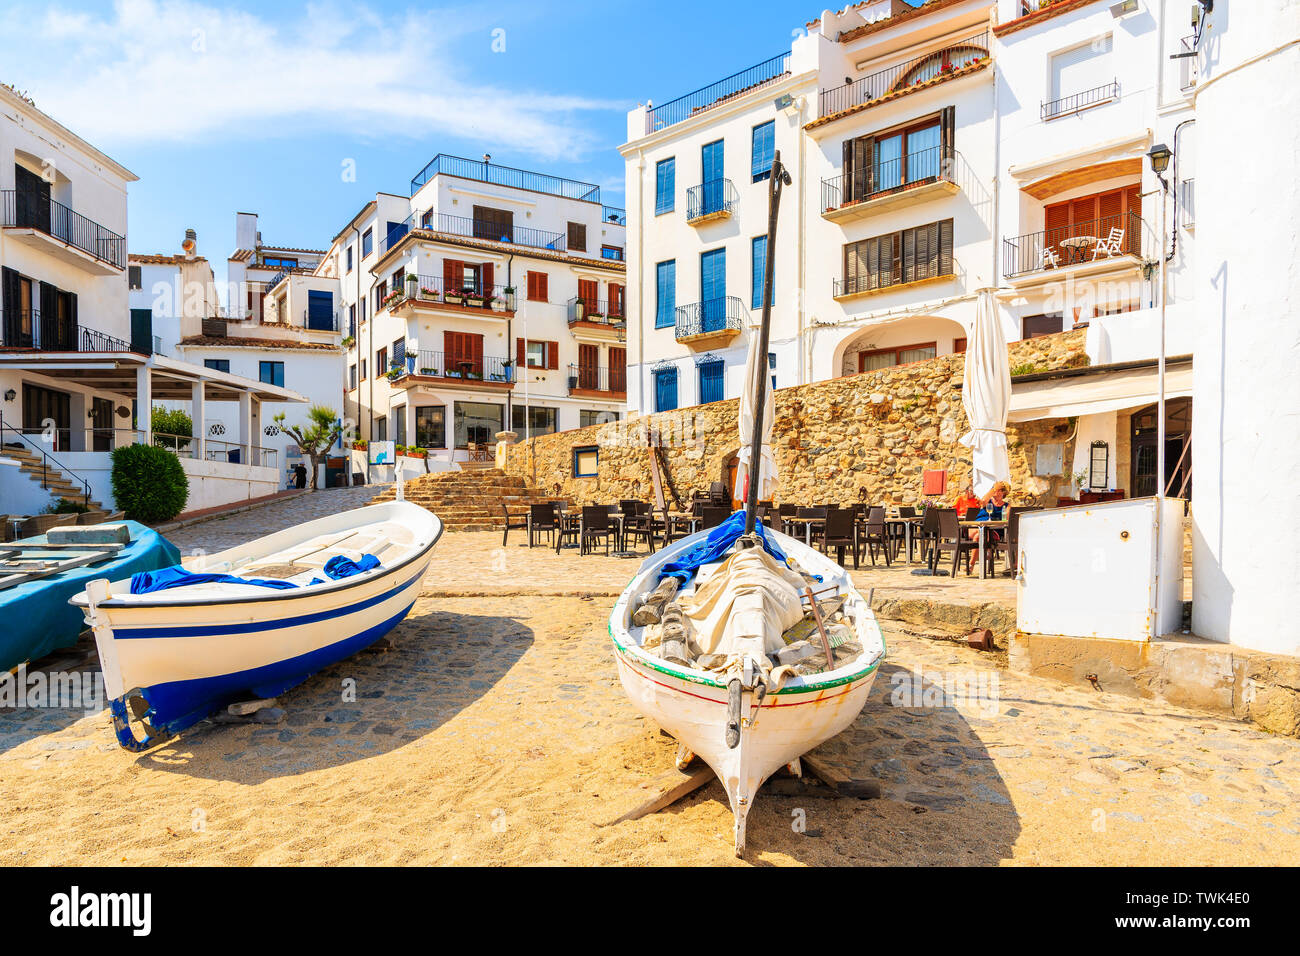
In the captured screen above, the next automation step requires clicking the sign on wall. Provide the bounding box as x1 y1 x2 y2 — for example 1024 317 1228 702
369 441 395 465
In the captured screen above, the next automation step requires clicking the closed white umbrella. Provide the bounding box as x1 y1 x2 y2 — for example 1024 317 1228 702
959 289 1011 498
735 328 777 504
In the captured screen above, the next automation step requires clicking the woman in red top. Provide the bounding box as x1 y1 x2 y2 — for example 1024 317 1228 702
953 484 982 520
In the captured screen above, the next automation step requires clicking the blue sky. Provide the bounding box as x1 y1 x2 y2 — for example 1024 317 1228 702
0 0 837 289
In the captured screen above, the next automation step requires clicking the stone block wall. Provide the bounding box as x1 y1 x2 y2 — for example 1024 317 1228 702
502 329 1088 508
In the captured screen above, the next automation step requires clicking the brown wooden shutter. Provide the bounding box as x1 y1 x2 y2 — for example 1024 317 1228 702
516 337 526 368
547 341 559 370
938 219 954 278
842 138 854 203
939 106 955 169
443 259 462 293
578 279 598 311
470 333 483 375
610 346 626 393
902 227 917 283
608 282 623 317
445 330 461 366
1044 202 1071 261
1098 189 1124 233
1124 185 1142 255
482 262 494 293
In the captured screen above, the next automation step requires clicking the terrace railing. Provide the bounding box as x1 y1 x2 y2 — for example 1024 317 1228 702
0 190 127 270
602 206 627 226
821 144 957 211
1003 210 1146 278
387 211 567 254
675 296 747 340
385 274 515 312
0 310 133 352
647 53 790 134
819 30 990 118
567 297 626 326
568 364 626 394
410 153 601 202
1041 79 1119 120
400 349 514 384
686 179 739 222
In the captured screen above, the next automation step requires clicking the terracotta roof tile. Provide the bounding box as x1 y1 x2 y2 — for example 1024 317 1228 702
179 335 340 351
993 0 1105 38
834 0 974 44
129 253 209 265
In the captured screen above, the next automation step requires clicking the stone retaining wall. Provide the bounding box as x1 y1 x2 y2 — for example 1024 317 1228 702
502 329 1088 507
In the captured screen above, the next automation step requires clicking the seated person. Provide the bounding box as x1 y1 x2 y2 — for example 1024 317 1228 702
965 482 1010 572
953 484 982 520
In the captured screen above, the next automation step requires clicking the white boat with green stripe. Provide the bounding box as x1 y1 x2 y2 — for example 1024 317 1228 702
609 522 886 855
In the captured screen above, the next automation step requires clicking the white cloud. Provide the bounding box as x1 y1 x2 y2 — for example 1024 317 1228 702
2 0 626 159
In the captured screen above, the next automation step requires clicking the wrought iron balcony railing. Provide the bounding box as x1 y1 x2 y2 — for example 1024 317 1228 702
410 153 601 202
818 30 990 118
383 211 568 255
1041 79 1119 120
602 206 627 226
822 144 957 212
383 274 515 312
398 349 513 384
1003 210 1146 278
686 179 739 223
647 53 790 134
0 190 127 269
0 309 134 352
567 297 625 326
568 364 626 394
675 296 747 340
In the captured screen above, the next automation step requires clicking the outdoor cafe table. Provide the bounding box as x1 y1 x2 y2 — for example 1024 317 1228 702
959 519 1008 580
1059 235 1096 263
784 515 824 547
555 510 627 554
885 515 924 564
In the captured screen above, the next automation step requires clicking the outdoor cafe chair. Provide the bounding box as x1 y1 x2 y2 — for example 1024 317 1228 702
821 506 859 569
528 502 558 549
930 509 978 577
501 503 528 548
580 506 613 556
860 507 892 567
1091 226 1126 260
700 506 729 530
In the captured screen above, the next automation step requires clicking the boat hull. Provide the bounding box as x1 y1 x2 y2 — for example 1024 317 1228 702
77 502 441 751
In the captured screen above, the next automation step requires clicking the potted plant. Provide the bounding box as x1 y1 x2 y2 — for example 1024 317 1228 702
420 285 438 300
386 364 404 381
405 273 419 296
465 290 486 308
380 289 403 310
342 334 355 348
568 374 579 389
502 286 516 310
445 288 465 306
574 299 586 321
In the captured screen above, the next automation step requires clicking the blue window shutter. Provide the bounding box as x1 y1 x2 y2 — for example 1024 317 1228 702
307 290 334 330
655 369 678 412
655 158 675 215
751 236 770 309
699 360 724 404
700 248 726 331
752 121 775 181
656 260 676 328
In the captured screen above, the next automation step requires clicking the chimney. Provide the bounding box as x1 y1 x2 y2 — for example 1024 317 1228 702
182 228 197 259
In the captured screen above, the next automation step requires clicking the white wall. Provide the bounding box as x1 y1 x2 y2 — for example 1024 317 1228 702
1191 1 1300 656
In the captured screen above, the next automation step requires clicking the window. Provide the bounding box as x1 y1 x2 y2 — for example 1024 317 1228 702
349 364 357 390
1021 313 1063 338
361 228 373 258
751 120 775 182
698 359 724 405
348 304 356 337
473 205 514 242
573 446 599 478
601 245 624 261
655 260 676 329
1050 34 1113 103
392 337 405 370
416 406 446 448
654 367 678 412
259 361 285 387
841 219 953 295
204 358 230 373
567 222 587 252
655 157 676 215
360 358 367 380
768 351 777 391
842 108 951 202
580 409 619 428
608 282 625 318
454 401 503 448
376 347 388 377
525 341 547 369
751 235 770 309
394 406 407 446
526 270 548 302
128 266 142 290
263 256 298 269
512 405 557 436
345 246 353 273
375 418 387 442
858 342 937 373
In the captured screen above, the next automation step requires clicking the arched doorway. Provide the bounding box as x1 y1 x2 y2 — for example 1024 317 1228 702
1131 398 1191 498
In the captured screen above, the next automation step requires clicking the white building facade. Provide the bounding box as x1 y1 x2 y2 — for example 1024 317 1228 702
324 155 627 472
0 85 303 514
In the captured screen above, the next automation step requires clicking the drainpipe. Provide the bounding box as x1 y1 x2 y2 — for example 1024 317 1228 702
796 94 808 385
634 151 646 416
504 251 515 429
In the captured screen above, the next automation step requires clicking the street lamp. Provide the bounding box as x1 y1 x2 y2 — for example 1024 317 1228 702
1148 139 1173 632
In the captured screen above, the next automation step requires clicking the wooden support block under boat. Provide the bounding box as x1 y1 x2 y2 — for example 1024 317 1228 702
801 752 882 799
603 766 716 826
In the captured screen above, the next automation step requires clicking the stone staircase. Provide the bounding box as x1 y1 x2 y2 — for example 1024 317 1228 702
371 467 560 532
0 444 105 511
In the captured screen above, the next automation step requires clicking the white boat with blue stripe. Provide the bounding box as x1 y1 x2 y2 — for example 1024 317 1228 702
71 501 441 751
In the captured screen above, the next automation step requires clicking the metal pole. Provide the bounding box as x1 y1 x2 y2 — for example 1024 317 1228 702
1153 174 1169 631
743 151 791 537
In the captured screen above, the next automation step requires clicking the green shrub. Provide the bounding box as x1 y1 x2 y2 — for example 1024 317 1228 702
111 444 189 522
45 498 90 515
151 406 193 450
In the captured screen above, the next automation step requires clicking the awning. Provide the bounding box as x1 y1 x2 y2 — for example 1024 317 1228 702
1009 359 1192 422
0 350 307 403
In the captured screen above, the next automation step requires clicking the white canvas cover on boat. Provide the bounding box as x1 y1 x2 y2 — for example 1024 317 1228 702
679 547 806 659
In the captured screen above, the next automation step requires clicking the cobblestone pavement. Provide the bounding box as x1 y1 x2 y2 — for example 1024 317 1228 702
4 489 1287 865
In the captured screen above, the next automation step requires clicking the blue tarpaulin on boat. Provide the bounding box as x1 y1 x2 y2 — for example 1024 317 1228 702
1 521 181 672
657 510 789 585
130 553 383 593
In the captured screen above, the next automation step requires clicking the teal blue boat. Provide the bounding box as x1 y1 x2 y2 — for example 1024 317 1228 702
0 521 180 672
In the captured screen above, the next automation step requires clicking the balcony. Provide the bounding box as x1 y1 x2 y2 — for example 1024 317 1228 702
675 296 747 349
410 153 601 203
1 310 134 352
567 297 626 342
1041 80 1119 121
602 206 627 226
686 179 739 225
1003 211 1147 285
816 31 990 123
821 145 960 222
385 211 568 256
390 349 514 392
646 53 790 135
0 190 126 274
385 275 516 320
567 364 626 399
